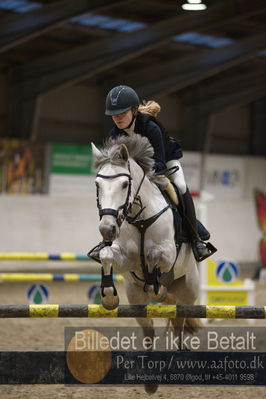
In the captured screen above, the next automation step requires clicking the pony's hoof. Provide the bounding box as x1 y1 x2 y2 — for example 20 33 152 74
144 384 159 394
102 295 119 310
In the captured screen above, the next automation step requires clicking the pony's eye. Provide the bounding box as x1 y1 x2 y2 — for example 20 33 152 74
122 181 128 189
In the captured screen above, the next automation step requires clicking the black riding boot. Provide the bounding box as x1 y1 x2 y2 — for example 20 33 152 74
87 241 107 263
182 188 217 262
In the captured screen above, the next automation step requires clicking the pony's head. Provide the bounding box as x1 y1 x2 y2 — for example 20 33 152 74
92 134 154 242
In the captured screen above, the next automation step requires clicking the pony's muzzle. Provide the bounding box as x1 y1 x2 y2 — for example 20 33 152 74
99 216 119 241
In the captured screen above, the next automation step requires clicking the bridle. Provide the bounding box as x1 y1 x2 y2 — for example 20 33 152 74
96 161 145 227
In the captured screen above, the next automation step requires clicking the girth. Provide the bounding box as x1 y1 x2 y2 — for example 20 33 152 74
127 204 170 294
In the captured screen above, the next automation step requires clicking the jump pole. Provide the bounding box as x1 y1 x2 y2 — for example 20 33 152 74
0 253 90 261
0 304 265 319
0 273 122 282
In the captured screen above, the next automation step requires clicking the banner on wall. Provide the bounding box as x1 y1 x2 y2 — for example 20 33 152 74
0 139 46 194
49 143 95 196
182 153 245 200
204 155 245 199
49 147 246 199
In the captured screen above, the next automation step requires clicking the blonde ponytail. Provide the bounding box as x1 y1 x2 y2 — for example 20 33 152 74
138 100 161 117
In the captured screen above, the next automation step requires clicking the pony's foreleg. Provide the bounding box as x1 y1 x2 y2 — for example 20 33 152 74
99 245 119 310
124 279 159 394
145 243 176 302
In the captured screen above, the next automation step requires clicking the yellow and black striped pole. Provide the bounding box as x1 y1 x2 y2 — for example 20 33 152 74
0 253 89 261
0 273 123 282
0 305 265 319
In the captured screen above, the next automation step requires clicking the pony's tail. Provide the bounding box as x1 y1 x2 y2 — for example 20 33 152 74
138 100 161 117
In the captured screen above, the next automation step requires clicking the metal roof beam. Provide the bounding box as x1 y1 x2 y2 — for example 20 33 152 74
134 32 266 98
7 1 266 139
9 2 266 92
181 78 266 153
193 68 266 104
199 81 266 116
9 2 239 88
0 0 130 53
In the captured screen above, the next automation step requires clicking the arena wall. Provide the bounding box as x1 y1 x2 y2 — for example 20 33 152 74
0 156 265 265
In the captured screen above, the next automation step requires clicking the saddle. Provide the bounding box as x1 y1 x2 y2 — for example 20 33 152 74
159 186 210 245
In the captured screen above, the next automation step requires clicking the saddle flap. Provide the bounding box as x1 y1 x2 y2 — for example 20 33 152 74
159 187 210 243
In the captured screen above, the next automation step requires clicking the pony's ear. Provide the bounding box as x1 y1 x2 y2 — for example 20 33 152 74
91 142 103 163
111 143 129 163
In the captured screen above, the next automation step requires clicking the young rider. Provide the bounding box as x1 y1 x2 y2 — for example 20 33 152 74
89 85 216 262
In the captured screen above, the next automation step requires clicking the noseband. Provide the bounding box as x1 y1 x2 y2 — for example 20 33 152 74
96 162 132 227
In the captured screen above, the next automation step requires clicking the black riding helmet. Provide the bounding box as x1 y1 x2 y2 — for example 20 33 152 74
105 85 140 116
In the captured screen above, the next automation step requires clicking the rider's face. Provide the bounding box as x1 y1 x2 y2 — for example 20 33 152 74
112 109 134 130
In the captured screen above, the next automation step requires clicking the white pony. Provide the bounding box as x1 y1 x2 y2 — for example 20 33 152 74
92 134 201 393
92 133 200 313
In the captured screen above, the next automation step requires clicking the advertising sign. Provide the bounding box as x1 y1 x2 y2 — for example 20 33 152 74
51 143 93 175
201 259 255 306
49 143 94 196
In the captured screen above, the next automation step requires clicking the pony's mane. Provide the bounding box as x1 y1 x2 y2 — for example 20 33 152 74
95 134 155 176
